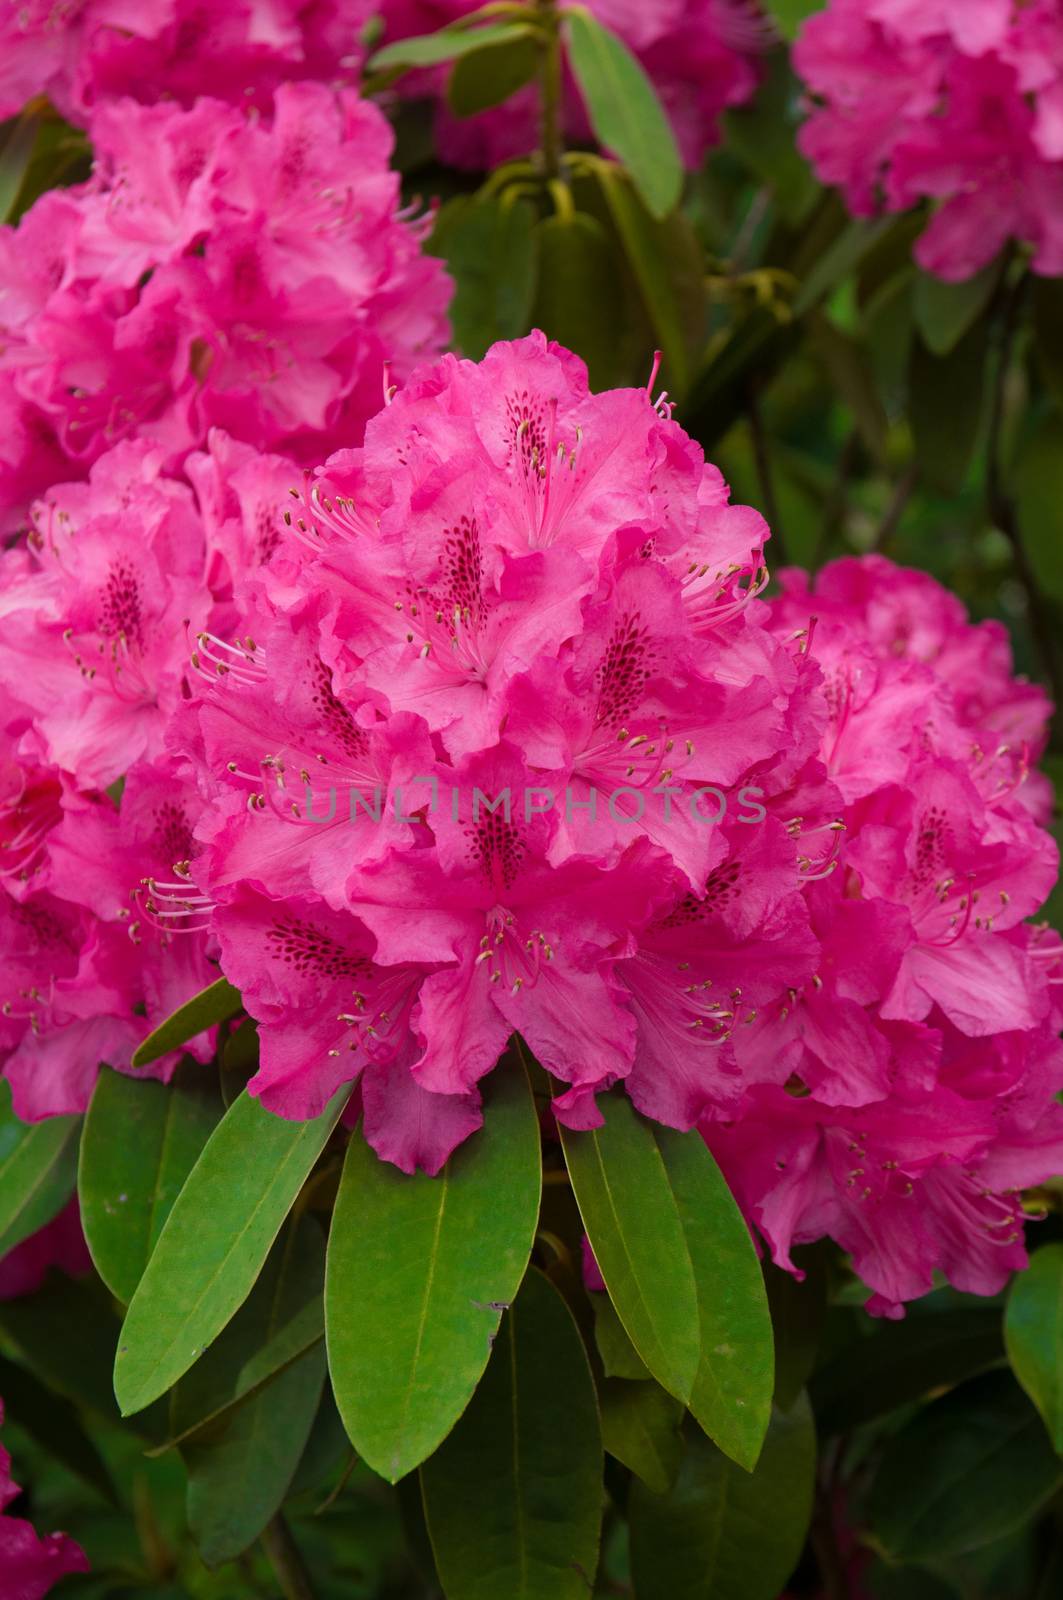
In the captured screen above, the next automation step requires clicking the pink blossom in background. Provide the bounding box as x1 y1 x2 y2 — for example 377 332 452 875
794 0 1063 279
373 0 766 170
0 1199 91 1302
0 0 374 123
0 1399 88 1598
0 82 452 531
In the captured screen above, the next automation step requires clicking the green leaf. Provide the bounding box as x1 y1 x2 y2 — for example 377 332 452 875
811 1306 1004 1436
1006 1244 1063 1454
593 1290 650 1381
0 111 40 222
1016 414 1063 605
914 255 1003 356
765 1252 827 1410
559 1095 699 1407
810 315 889 463
724 52 818 226
595 164 705 396
447 32 540 117
909 319 990 494
792 217 895 318
565 8 682 219
421 1267 602 1600
370 21 530 73
655 1126 773 1471
531 212 627 391
428 193 538 361
0 1352 116 1502
78 1064 221 1303
324 1059 541 1483
183 1217 328 1566
600 1378 683 1494
166 1213 325 1449
629 1396 816 1600
764 1 823 42
868 1370 1063 1562
130 976 242 1069
1032 278 1063 408
0 1081 79 1256
113 1087 346 1416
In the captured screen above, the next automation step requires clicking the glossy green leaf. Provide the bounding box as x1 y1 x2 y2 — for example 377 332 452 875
325 1060 540 1483
1016 414 1063 605
428 193 538 361
914 255 1003 356
421 1268 602 1600
811 1305 1003 1436
909 320 990 494
114 1087 346 1416
565 8 682 219
370 21 529 72
868 1370 1063 1561
183 1216 328 1566
629 1396 816 1600
1006 1244 1063 1454
595 163 704 395
130 976 242 1069
531 212 627 390
78 1064 221 1303
655 1126 773 1470
560 1095 699 1407
447 32 540 116
166 1214 325 1448
600 1378 683 1494
0 1081 79 1256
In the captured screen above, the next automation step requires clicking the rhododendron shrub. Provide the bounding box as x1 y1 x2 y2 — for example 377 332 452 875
4 3 1063 1595
0 81 451 528
794 0 1063 278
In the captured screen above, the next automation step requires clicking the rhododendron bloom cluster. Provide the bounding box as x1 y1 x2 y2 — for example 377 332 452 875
1 333 1061 1320
707 555 1063 1314
0 1399 88 1597
0 0 374 123
794 0 1063 279
375 0 765 169
0 80 451 529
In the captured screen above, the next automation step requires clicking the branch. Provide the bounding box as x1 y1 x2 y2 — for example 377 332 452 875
261 1514 316 1600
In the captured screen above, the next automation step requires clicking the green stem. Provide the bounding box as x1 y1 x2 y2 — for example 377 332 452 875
261 1514 316 1600
537 0 563 181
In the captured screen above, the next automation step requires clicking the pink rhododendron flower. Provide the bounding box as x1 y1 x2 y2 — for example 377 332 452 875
794 0 1063 278
0 0 374 123
701 556 1063 1314
0 83 451 529
0 1198 91 1302
0 1398 89 1597
374 0 765 170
